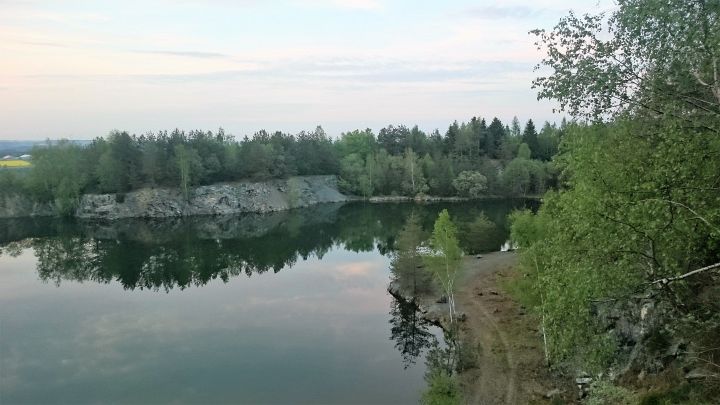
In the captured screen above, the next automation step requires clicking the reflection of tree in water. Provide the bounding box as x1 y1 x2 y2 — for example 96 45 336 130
0 200 533 291
389 212 434 296
389 295 436 368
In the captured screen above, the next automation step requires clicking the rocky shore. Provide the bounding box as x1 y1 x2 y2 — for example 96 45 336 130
0 175 348 220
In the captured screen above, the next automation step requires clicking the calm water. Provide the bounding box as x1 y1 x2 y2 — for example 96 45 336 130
0 201 531 404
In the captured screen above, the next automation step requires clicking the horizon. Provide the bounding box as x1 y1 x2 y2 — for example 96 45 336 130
0 114 556 143
1 0 612 140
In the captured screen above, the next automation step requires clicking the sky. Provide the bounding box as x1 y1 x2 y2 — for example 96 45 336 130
0 0 612 140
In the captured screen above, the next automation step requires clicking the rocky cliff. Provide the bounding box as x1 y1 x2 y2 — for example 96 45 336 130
0 175 349 220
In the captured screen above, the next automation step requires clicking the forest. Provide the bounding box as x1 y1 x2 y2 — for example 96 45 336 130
509 0 720 402
0 117 559 215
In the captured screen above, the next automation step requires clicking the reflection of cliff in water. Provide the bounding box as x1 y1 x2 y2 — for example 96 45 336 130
0 200 534 291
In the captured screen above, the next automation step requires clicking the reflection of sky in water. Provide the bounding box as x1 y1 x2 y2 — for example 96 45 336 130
0 246 427 404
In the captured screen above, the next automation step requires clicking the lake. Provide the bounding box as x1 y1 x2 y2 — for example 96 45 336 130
0 200 533 404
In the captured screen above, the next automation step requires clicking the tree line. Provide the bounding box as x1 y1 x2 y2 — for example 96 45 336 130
0 117 562 214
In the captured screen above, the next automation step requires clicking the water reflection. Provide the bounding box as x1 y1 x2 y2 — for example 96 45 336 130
390 295 437 369
0 200 534 403
0 200 532 291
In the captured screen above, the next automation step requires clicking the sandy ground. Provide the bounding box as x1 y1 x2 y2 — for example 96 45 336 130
454 252 576 404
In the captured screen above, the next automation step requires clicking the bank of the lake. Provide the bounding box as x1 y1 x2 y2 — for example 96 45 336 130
392 252 577 404
0 175 348 219
0 174 540 220
455 254 577 404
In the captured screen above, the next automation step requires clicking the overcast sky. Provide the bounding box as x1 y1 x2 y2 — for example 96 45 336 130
1 0 612 140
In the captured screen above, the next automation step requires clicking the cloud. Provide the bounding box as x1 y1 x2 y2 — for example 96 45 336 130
328 0 381 10
463 5 549 19
29 58 527 86
300 0 383 11
131 49 230 59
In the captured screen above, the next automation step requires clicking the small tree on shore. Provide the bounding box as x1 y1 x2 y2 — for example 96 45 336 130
424 209 463 323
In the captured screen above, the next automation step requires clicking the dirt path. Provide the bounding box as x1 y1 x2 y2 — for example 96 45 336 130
454 252 574 404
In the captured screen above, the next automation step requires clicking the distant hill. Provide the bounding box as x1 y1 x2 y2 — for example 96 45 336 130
0 140 91 156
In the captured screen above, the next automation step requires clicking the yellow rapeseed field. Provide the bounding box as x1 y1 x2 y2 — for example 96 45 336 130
0 160 32 168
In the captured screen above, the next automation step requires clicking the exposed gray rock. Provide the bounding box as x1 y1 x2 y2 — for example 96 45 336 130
0 175 348 220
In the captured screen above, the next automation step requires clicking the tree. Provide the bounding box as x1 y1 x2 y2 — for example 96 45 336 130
140 141 162 186
513 0 720 375
378 125 410 155
96 150 123 193
532 0 720 130
174 144 201 200
104 131 142 192
510 116 522 137
339 153 373 197
460 213 500 254
537 122 559 161
499 136 520 161
521 120 540 159
26 140 87 215
502 158 531 196
391 213 433 296
444 121 460 155
402 148 428 196
486 117 505 159
426 156 455 196
335 129 376 160
451 171 487 198
517 143 531 160
424 209 462 323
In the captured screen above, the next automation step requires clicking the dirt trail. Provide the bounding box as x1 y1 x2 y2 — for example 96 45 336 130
454 252 574 404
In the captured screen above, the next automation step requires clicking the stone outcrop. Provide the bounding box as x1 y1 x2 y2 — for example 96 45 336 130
0 175 348 220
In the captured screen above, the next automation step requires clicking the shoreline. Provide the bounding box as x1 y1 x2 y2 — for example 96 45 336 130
391 252 575 404
361 195 542 203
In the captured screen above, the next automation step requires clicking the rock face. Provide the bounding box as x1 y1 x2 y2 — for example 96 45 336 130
0 175 349 220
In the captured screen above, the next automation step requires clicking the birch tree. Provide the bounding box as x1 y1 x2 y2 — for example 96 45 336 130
424 209 463 323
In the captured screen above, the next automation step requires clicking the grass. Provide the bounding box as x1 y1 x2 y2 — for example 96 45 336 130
0 160 31 168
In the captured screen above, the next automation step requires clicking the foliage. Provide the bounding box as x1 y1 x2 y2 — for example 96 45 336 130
502 158 531 196
25 140 87 215
511 121 720 368
420 370 461 405
389 295 435 368
0 169 26 198
460 212 501 254
8 115 559 204
391 213 433 295
531 0 720 130
513 0 720 377
174 144 202 200
451 171 487 198
516 143 531 160
422 337 462 405
424 209 463 323
585 380 638 405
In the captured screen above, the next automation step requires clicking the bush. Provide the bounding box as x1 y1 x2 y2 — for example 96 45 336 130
452 171 487 198
421 371 461 405
586 381 637 405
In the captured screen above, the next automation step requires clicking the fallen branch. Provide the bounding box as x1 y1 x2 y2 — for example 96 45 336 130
651 262 720 285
